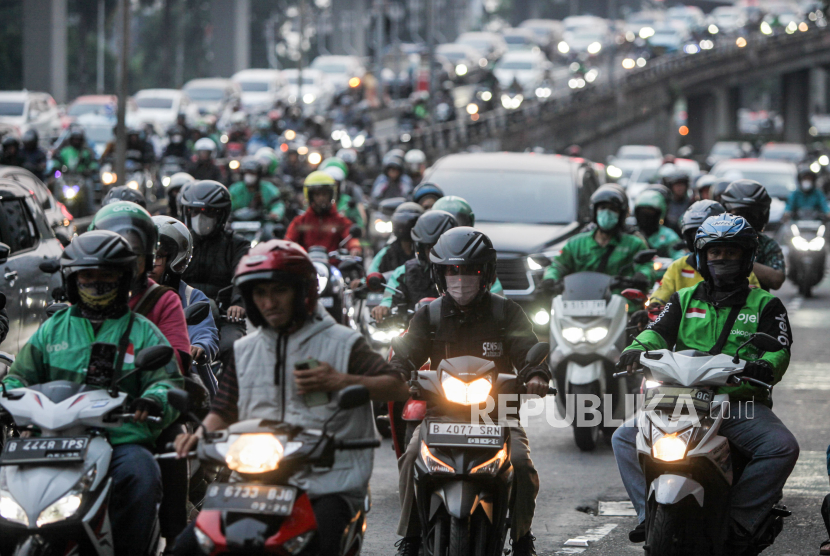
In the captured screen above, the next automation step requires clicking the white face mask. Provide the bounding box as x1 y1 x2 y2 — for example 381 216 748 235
191 214 217 237
801 179 814 191
446 274 481 306
244 174 258 186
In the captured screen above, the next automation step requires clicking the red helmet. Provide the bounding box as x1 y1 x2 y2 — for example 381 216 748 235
234 239 318 327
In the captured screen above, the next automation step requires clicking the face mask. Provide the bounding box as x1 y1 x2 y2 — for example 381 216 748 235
707 259 744 289
172 135 183 143
191 214 217 237
596 208 620 231
446 274 481 306
244 174 258 186
801 179 814 191
77 281 120 312
637 212 661 235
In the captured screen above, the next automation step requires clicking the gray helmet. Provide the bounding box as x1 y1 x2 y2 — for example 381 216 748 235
61 230 137 306
102 186 147 209
680 200 726 251
152 215 193 275
411 210 457 264
429 227 497 297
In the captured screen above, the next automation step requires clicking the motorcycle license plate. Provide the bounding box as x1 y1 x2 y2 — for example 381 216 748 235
644 387 712 413
319 297 334 308
203 483 297 516
426 422 504 447
561 300 606 317
0 436 90 465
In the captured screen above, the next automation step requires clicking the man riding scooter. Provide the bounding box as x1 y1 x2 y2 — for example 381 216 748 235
371 149 413 202
229 157 286 222
784 164 830 222
633 189 684 260
369 201 423 274
612 214 798 553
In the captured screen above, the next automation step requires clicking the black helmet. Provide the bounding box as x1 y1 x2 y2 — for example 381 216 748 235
21 129 38 146
590 184 628 223
167 125 186 138
383 149 405 171
102 186 148 209
429 227 497 298
240 157 262 176
391 202 424 241
411 210 458 264
681 200 726 252
61 230 137 306
2 135 19 149
69 128 85 141
797 162 817 181
88 201 158 275
179 179 232 234
710 179 731 204
720 180 771 231
661 170 689 187
694 214 758 283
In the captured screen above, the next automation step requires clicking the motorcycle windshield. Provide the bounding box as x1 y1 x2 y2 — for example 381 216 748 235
562 272 612 302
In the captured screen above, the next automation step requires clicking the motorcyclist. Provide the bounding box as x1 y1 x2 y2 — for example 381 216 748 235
336 147 365 187
228 157 286 221
186 137 223 182
391 227 549 556
632 189 684 259
784 164 830 221
321 156 367 228
126 127 156 165
166 171 194 220
404 149 427 185
411 181 444 210
0 135 24 167
721 179 786 290
371 149 413 201
612 214 798 553
711 178 730 204
285 171 362 255
369 201 423 274
20 129 47 179
539 185 655 298
163 125 190 159
179 180 250 370
692 174 726 202
172 239 409 555
432 195 475 227
247 116 279 152
662 169 693 232
2 230 182 556
102 185 148 208
53 128 99 176
280 143 306 189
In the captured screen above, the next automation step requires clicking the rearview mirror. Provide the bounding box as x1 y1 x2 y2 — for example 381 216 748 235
134 345 174 371
39 259 61 274
184 302 210 326
621 289 648 303
338 385 370 410
349 224 363 240
525 342 550 367
633 249 657 265
366 272 387 293
750 333 784 353
166 388 190 414
0 243 9 265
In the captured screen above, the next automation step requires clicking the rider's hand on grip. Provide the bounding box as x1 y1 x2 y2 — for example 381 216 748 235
742 360 774 384
539 279 562 297
131 397 163 423
617 350 643 373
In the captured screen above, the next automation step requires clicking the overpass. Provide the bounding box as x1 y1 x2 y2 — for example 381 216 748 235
397 26 830 162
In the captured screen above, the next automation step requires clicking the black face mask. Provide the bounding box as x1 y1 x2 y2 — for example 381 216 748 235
707 259 744 289
637 211 662 236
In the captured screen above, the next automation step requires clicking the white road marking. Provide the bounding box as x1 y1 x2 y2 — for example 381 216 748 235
777 363 830 390
789 307 829 328
784 450 827 496
598 501 638 516
789 296 804 312
559 523 618 553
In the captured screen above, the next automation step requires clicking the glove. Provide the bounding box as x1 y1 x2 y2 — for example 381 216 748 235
742 361 775 384
539 279 563 297
629 272 652 293
617 350 643 371
131 397 163 418
628 310 649 332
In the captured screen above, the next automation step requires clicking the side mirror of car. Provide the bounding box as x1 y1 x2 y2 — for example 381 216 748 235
525 342 550 368
0 243 10 265
750 333 784 353
349 224 363 240
633 249 658 265
39 258 61 274
134 345 174 372
338 385 370 410
366 272 387 293
184 302 211 326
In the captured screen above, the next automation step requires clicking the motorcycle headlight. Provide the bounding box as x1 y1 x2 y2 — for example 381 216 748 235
308 152 322 166
441 374 492 405
341 135 353 148
585 327 608 343
0 490 28 525
101 171 116 185
792 236 810 251
162 176 171 187
229 159 240 170
225 433 284 474
810 237 826 251
303 93 316 104
652 433 687 462
420 441 454 475
562 327 584 343
607 165 623 178
37 492 82 527
126 180 139 190
470 447 507 476
62 185 79 199
354 134 365 148
526 256 542 271
374 219 393 234
532 309 550 326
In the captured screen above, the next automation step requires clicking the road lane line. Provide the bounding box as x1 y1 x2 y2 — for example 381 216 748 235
558 523 618 553
784 450 826 496
777 363 830 390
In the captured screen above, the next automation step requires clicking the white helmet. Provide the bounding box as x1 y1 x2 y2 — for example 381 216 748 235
404 149 426 173
336 148 358 164
194 137 216 155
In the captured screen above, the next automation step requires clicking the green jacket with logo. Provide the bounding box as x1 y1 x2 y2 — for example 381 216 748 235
543 230 656 284
645 225 684 260
624 282 792 403
2 306 183 447
229 180 286 220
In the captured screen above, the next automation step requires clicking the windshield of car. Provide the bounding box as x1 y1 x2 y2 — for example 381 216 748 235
135 97 174 109
570 30 606 41
712 167 796 198
238 81 269 92
504 35 531 44
617 146 660 160
458 38 491 51
439 50 467 61
653 29 680 38
68 103 111 117
497 60 535 70
711 143 741 156
760 146 806 162
429 168 575 223
312 63 348 74
184 88 224 101
82 126 113 144
0 102 25 116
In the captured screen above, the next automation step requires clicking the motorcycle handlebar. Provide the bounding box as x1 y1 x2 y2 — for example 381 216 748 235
112 413 161 424
336 438 382 450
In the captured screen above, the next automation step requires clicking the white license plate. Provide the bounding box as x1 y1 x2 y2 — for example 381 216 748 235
562 300 606 317
429 423 502 437
319 297 334 308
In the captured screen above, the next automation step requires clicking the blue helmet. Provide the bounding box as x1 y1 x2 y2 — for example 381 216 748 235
694 214 758 282
412 181 444 205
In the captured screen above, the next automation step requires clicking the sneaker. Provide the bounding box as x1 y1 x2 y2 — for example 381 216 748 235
512 532 537 556
629 521 646 543
394 536 421 556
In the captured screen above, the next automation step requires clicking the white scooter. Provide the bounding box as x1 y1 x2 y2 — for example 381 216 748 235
615 332 789 555
0 345 173 556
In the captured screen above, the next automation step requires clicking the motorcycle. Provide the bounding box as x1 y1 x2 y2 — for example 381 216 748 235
406 343 555 556
229 208 285 248
159 155 187 189
166 385 380 555
368 197 406 253
786 219 826 297
613 332 789 556
0 345 173 555
307 226 364 326
52 167 94 219
123 157 155 202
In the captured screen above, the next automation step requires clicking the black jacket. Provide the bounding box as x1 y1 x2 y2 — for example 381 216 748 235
187 160 224 183
392 259 437 309
378 240 413 274
182 231 249 310
21 147 47 179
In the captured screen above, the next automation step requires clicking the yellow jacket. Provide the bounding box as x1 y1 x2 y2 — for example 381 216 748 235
650 255 761 306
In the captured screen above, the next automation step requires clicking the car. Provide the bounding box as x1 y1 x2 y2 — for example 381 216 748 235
231 69 285 113
133 88 197 128
0 166 73 245
436 43 486 77
181 78 242 117
623 158 701 206
278 69 335 115
560 16 611 54
606 145 663 181
455 32 509 63
422 152 602 327
708 6 747 32
0 91 61 143
647 25 690 53
759 142 807 164
706 141 754 168
624 10 665 37
493 50 552 94
501 27 541 51
710 158 797 200
666 5 706 33
0 178 63 354
519 19 564 52
309 55 366 92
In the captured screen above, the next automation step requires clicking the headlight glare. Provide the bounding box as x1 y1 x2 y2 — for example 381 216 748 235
585 327 608 343
607 165 623 178
652 433 687 461
441 374 492 405
225 433 284 473
562 327 584 343
420 441 454 474
37 492 82 527
533 310 550 325
126 180 139 190
0 491 28 525
792 236 810 251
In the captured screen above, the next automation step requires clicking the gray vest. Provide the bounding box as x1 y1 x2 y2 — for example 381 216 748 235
233 305 376 503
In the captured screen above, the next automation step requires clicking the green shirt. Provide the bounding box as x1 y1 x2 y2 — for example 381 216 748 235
338 193 364 228
229 180 285 219
543 230 656 284
3 307 183 447
646 225 684 260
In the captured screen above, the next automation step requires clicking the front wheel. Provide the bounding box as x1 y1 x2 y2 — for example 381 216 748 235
571 383 600 451
646 503 682 556
449 516 470 556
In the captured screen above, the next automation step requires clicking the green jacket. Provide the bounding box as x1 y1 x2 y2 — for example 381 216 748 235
338 193 364 228
2 307 183 447
381 263 504 308
229 180 285 220
646 225 684 260
55 145 99 174
543 230 655 284
624 282 792 403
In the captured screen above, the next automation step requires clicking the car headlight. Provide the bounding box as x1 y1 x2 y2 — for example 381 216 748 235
0 490 28 525
126 180 139 190
466 103 479 115
470 447 507 476
225 433 284 474
585 327 608 343
652 433 687 462
37 492 83 527
303 93 316 104
587 42 602 54
441 374 492 405
420 441 454 474
354 134 365 148
455 63 468 76
229 159 240 170
562 327 584 343
533 309 550 326
62 185 79 199
557 41 570 53
607 165 623 178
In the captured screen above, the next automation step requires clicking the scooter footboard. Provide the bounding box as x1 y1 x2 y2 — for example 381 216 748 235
649 474 704 507
430 480 494 522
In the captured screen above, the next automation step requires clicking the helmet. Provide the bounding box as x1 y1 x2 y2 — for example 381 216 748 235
255 147 280 176
179 180 233 234
103 185 147 208
412 182 444 206
644 183 672 206
303 171 337 211
694 214 758 283
21 129 38 146
322 165 346 183
69 128 85 141
61 230 137 306
194 137 216 154
167 172 194 193
634 189 667 219
382 149 405 171
590 184 628 221
391 202 424 241
152 215 193 275
720 180 771 231
2 135 19 150
711 179 731 204
404 149 426 173
167 125 186 140
797 162 817 181
680 200 725 251
240 157 262 176
432 196 475 227
234 239 318 328
411 210 457 264
320 157 349 178
429 227 497 298
336 148 358 165
88 201 158 273
661 168 689 187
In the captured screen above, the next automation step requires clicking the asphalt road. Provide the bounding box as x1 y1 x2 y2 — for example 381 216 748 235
361 274 830 556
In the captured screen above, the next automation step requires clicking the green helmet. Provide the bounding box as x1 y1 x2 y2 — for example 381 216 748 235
319 157 349 179
432 196 475 227
634 189 667 220
255 147 280 177
89 201 158 272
